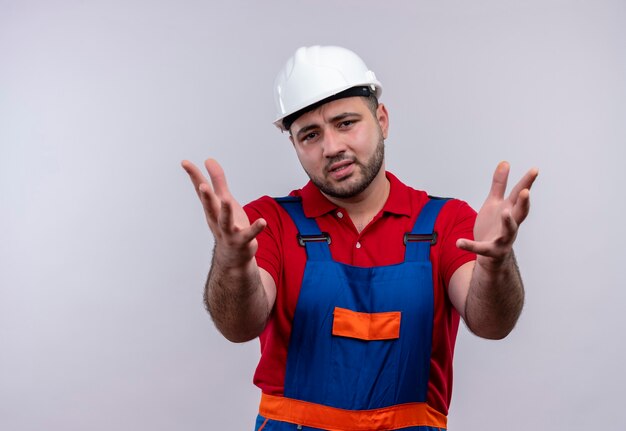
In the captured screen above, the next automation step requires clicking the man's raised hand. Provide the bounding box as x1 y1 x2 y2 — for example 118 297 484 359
457 161 539 268
181 158 266 268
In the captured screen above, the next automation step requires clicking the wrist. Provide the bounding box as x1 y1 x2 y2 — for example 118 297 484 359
212 242 257 270
475 250 516 274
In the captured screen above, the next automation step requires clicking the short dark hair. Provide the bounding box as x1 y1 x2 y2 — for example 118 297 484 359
364 93 379 118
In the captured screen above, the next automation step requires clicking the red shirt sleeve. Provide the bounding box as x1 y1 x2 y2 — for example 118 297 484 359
244 196 284 288
435 199 477 287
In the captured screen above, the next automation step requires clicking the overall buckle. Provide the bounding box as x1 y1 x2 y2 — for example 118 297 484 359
403 232 438 245
297 233 331 246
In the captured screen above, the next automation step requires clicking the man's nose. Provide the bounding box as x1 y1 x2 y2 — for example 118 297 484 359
321 130 346 158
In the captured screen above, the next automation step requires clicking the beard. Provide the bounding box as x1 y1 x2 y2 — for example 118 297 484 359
306 134 385 199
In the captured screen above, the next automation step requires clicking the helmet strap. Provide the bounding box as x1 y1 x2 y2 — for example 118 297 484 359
283 86 373 132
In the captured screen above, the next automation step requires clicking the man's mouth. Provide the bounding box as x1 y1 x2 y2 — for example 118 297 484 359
327 160 355 180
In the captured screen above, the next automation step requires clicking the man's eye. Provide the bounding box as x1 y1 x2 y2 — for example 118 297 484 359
339 120 354 128
303 132 318 141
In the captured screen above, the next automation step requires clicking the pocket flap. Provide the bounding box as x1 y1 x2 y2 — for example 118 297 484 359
332 307 401 341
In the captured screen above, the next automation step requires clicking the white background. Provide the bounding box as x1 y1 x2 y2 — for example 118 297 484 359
1 1 625 430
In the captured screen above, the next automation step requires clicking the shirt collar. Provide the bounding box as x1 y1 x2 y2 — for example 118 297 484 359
381 171 412 217
297 171 412 218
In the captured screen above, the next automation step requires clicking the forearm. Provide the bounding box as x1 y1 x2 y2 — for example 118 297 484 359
205 254 271 343
182 159 274 342
464 252 524 340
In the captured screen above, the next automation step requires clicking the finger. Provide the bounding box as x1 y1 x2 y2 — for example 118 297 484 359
183 159 222 227
507 167 539 205
240 218 267 243
457 237 513 259
500 208 518 244
487 161 510 200
218 199 235 234
456 238 497 256
181 160 210 199
511 188 531 225
205 158 231 199
198 183 222 228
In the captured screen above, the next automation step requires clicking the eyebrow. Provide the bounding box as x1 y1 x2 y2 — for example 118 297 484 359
294 112 362 139
295 124 319 140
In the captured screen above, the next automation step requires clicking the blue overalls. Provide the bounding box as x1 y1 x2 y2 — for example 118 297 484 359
255 197 449 431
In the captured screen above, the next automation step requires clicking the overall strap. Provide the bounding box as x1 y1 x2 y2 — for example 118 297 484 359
404 197 450 262
275 196 332 261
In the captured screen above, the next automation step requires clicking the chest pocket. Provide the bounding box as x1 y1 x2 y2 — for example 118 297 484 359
332 306 401 340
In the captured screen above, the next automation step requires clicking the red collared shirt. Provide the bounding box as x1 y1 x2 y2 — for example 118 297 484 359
244 171 476 415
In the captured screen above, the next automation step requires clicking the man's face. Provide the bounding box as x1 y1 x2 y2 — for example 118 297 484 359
289 97 389 200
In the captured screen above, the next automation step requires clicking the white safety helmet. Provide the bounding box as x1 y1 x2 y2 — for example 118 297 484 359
273 45 383 131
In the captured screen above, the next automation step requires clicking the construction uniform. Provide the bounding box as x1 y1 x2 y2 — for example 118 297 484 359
244 172 476 431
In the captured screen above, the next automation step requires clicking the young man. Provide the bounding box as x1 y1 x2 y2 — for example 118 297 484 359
183 45 538 431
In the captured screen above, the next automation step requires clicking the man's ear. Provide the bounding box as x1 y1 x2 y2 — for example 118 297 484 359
289 134 294 147
377 103 390 139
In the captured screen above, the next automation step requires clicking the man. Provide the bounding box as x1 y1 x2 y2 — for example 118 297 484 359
183 45 538 431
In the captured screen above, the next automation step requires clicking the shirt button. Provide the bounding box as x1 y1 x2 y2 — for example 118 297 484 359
356 242 361 249
337 211 343 218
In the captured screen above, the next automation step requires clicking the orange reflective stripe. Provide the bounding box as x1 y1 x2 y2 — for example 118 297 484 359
259 393 447 431
257 417 269 431
332 306 401 341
